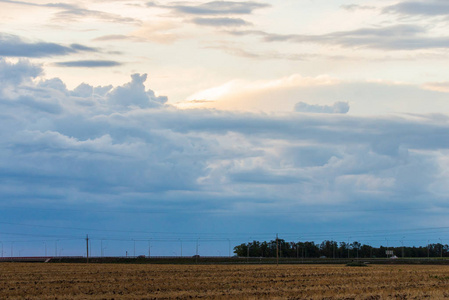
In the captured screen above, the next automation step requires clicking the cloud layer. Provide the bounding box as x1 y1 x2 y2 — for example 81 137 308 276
2 59 449 220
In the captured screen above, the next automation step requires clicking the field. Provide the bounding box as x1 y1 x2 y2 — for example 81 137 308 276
2 263 449 299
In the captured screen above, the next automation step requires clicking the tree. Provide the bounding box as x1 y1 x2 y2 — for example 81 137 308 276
351 241 361 258
340 242 349 258
320 240 337 258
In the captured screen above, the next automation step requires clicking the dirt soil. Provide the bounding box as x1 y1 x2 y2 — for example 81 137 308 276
2 263 449 299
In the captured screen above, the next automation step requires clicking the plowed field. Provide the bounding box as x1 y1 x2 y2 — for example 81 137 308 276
2 263 449 299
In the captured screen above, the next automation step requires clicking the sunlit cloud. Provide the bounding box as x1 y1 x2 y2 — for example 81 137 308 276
422 82 449 93
131 21 182 44
182 74 341 110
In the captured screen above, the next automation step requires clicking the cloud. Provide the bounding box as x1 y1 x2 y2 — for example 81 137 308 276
0 0 139 24
0 58 42 85
93 22 183 44
131 22 181 44
49 4 139 24
229 169 299 184
54 60 122 68
92 35 131 42
107 73 168 109
203 42 322 61
71 83 113 99
3 60 449 248
294 101 350 114
228 25 449 50
383 0 449 17
154 1 270 16
146 1 264 32
341 4 376 11
422 82 449 93
69 44 98 52
0 33 98 58
192 17 251 27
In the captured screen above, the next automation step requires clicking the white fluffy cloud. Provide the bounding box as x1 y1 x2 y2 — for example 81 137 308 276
0 58 42 85
107 73 168 109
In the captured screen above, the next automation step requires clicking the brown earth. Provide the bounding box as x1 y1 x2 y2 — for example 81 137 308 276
1 263 449 299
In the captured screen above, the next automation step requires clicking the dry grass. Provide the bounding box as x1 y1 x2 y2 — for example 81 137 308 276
1 263 449 299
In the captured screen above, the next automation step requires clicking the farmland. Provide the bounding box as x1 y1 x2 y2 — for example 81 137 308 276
2 263 449 299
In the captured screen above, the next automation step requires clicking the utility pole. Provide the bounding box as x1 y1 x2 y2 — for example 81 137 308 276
333 239 335 259
401 238 404 259
86 235 89 263
385 238 389 258
148 240 151 258
276 233 279 266
348 237 351 259
196 238 199 264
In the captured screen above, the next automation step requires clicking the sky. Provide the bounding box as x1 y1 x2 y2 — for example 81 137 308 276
2 0 449 257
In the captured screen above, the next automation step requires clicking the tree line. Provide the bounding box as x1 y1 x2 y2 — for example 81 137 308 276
233 239 449 258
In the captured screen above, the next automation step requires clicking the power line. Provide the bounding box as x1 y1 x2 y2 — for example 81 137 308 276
0 204 440 216
3 220 449 241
